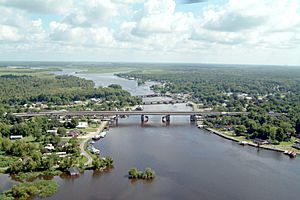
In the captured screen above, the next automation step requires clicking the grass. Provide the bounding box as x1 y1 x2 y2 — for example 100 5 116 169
14 170 62 181
79 155 88 166
0 67 58 77
84 128 97 133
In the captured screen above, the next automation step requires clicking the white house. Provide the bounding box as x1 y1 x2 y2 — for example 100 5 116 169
10 135 23 140
76 122 88 129
47 129 58 135
44 144 55 151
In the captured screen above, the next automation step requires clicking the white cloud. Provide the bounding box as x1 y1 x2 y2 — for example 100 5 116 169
0 0 299 65
49 21 115 47
0 0 73 14
0 7 46 42
62 0 119 27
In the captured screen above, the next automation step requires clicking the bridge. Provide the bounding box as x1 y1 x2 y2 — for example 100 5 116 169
13 111 247 124
142 100 187 105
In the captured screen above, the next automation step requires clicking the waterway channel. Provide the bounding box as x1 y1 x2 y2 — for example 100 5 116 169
47 71 300 200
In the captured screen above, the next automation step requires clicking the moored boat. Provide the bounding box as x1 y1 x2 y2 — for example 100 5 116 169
284 151 297 158
238 141 249 145
99 131 107 138
92 135 101 140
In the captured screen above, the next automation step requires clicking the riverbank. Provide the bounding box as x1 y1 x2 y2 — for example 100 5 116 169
204 127 299 155
79 121 109 166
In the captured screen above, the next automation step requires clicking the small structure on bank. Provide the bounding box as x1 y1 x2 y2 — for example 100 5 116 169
68 167 80 176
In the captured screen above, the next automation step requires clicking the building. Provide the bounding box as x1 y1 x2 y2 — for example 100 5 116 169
57 141 69 148
10 135 23 140
44 144 55 151
68 167 80 176
47 129 58 135
76 122 88 129
68 130 81 137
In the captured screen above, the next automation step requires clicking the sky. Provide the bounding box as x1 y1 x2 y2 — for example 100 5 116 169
0 0 299 65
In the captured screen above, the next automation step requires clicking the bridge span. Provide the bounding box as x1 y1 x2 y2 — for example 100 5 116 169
13 111 247 117
13 111 247 124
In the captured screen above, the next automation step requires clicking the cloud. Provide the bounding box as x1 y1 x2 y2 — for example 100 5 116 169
62 0 119 27
130 0 194 37
49 21 115 47
0 7 45 42
202 11 266 32
0 0 300 65
0 0 73 14
182 0 209 4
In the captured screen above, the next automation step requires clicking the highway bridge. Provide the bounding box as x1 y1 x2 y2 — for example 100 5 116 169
13 111 248 124
13 111 247 117
13 111 284 124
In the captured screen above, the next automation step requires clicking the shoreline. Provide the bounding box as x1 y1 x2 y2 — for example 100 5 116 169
203 127 298 154
79 121 109 166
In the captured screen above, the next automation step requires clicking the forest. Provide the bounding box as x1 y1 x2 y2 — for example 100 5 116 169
0 74 141 106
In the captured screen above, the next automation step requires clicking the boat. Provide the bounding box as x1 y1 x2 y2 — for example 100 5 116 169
99 131 107 138
87 145 100 154
284 151 297 158
88 140 95 144
92 148 100 155
135 105 144 111
197 124 204 128
238 141 249 145
92 135 101 140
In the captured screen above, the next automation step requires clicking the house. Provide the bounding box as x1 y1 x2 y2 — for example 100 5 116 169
10 135 23 140
253 138 269 145
68 130 80 137
47 129 58 135
44 144 55 151
57 141 69 148
226 124 233 131
68 167 80 176
76 122 88 129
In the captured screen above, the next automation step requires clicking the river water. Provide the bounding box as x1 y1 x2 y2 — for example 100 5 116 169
46 71 300 200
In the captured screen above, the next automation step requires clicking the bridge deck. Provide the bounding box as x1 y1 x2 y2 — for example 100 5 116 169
13 111 247 117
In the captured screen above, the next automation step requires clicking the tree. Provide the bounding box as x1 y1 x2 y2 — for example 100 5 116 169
92 157 102 170
108 84 122 90
57 127 66 136
128 168 139 179
0 123 10 137
235 125 246 135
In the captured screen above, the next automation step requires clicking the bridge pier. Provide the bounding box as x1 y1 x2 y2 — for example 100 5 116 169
162 115 170 123
141 115 149 123
190 115 196 122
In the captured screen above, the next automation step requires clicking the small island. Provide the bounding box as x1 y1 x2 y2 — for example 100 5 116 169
128 167 155 180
